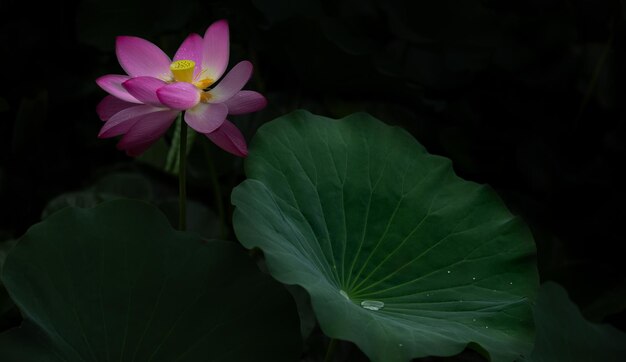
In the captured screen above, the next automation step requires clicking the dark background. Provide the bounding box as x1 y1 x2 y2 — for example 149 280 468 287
1 0 625 360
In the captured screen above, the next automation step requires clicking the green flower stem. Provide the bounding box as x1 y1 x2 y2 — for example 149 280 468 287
178 115 187 231
324 338 338 362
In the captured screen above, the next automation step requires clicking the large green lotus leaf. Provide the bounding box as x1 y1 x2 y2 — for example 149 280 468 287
232 111 539 362
0 200 301 362
525 282 626 362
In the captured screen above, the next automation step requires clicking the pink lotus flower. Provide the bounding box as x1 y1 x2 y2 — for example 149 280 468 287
95 20 266 157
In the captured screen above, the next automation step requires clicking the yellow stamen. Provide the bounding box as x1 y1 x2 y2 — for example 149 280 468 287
200 92 213 103
170 60 196 83
194 78 215 89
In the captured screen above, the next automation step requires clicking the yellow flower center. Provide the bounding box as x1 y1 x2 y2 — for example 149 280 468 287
170 60 195 83
194 78 215 89
200 92 212 102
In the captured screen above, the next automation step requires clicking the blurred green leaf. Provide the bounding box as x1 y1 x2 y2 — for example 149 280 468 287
524 282 626 362
157 198 219 239
41 172 154 219
232 110 539 362
136 139 170 170
583 280 626 322
285 285 317 340
41 191 101 219
0 200 302 361
95 172 153 201
578 42 615 110
40 171 221 240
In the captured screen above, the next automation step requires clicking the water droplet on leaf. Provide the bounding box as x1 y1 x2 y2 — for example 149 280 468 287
361 300 385 311
340 290 350 300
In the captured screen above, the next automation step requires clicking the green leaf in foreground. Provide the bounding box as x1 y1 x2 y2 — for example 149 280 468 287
232 110 539 362
0 200 301 362
525 282 626 362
